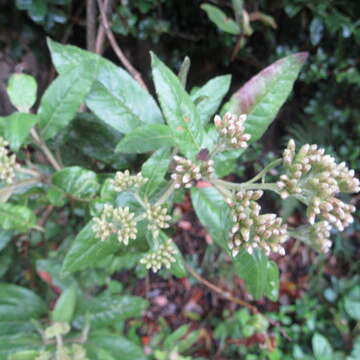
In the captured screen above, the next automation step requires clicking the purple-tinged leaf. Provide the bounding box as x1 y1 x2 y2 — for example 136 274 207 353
226 52 308 143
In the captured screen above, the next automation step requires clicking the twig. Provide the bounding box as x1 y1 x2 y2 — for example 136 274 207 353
86 0 97 52
185 264 291 340
185 263 259 314
95 0 110 54
30 128 62 171
96 0 148 90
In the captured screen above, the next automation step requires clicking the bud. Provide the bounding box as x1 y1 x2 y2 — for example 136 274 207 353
0 137 19 184
146 205 172 238
278 139 359 232
214 112 251 150
140 239 177 272
228 190 288 256
92 205 137 245
44 322 70 339
71 344 88 360
171 156 202 189
110 170 147 192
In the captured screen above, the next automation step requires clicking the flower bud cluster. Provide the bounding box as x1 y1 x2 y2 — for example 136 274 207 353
171 155 201 189
110 170 147 192
309 221 332 253
170 155 215 189
228 190 288 257
277 139 359 230
146 204 172 238
214 112 251 150
92 204 137 245
0 137 18 184
140 239 176 272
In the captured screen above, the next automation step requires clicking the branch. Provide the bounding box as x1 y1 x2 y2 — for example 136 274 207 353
86 0 97 52
185 264 259 314
96 0 148 90
185 264 291 340
30 128 62 171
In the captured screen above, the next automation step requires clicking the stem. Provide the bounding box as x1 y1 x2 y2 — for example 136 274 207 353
244 158 282 184
212 179 280 194
185 264 292 340
17 167 41 177
0 177 42 198
86 0 97 52
155 181 176 206
96 0 148 90
185 264 259 314
30 128 61 171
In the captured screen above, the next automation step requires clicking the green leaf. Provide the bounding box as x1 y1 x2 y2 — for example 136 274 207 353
38 61 97 140
191 187 232 249
344 286 360 320
52 166 99 200
234 250 275 300
312 333 333 360
7 73 37 112
226 52 308 143
47 39 163 130
116 124 176 153
64 113 133 168
151 52 204 158
0 204 37 232
0 283 47 321
88 331 147 360
75 295 148 327
0 246 13 278
0 334 42 359
191 75 231 125
0 230 12 252
2 113 38 151
52 284 77 323
264 261 280 301
140 147 171 199
200 4 240 35
61 221 122 275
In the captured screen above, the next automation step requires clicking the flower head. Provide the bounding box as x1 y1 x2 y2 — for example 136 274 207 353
92 204 137 245
214 112 251 150
277 139 359 231
171 155 202 189
0 137 18 184
140 239 177 272
228 190 288 256
146 205 172 238
110 170 147 192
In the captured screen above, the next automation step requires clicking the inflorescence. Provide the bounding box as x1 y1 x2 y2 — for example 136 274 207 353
146 204 172 238
214 112 251 150
92 204 137 245
140 239 177 272
109 170 147 192
0 137 18 184
171 155 214 189
277 139 359 230
228 190 288 257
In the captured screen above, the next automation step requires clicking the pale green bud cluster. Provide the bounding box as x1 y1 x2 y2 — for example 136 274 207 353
140 239 176 272
171 155 202 189
92 204 137 245
277 139 359 230
0 137 18 184
228 190 288 256
109 170 147 192
44 322 70 339
214 112 251 150
309 221 332 253
171 155 214 189
146 204 172 238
